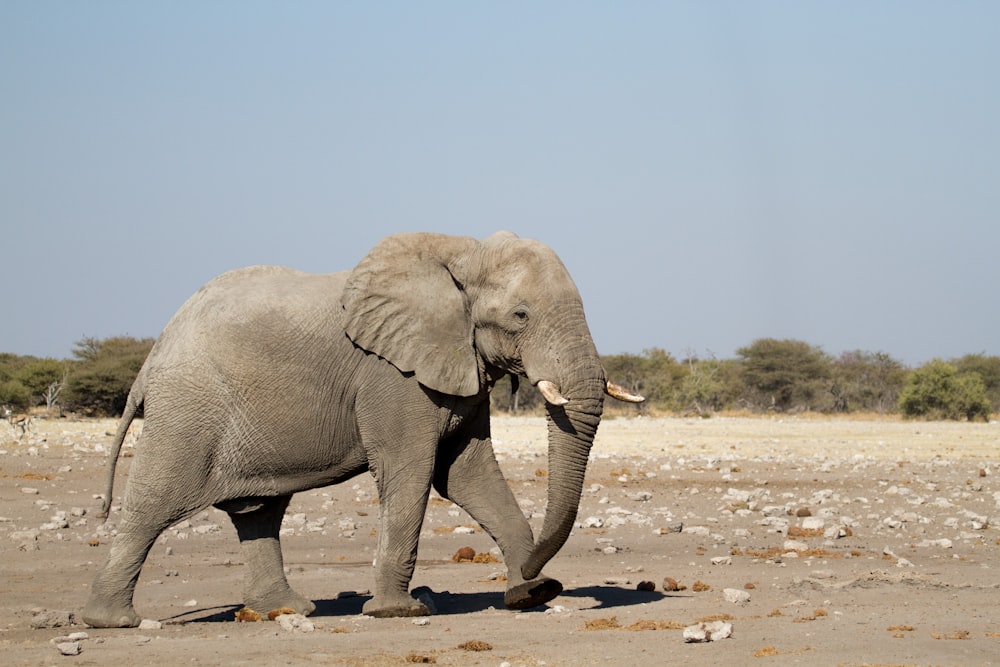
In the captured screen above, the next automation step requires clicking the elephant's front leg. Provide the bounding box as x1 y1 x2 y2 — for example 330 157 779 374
434 426 563 610
361 436 437 618
225 495 316 616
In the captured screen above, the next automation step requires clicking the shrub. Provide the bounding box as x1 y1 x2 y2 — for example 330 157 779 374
899 359 991 421
63 336 154 416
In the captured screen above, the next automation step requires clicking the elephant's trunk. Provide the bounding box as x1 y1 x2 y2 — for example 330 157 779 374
521 377 604 581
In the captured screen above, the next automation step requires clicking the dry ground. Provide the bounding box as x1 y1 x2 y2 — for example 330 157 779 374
2 414 999 666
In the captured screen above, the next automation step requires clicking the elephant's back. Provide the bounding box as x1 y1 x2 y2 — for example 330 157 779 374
146 266 350 368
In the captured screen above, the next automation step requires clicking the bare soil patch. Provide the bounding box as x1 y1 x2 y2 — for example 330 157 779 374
2 415 999 665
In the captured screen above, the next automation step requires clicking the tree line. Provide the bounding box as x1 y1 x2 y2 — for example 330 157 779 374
495 339 996 421
1 336 995 421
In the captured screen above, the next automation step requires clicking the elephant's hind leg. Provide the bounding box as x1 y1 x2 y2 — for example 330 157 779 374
82 510 166 628
225 495 316 616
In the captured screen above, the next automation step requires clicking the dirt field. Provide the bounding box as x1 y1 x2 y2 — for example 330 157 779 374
2 415 999 666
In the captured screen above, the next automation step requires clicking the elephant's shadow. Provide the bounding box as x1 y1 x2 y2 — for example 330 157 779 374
162 585 668 624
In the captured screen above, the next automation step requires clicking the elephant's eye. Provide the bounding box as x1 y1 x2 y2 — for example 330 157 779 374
512 308 529 322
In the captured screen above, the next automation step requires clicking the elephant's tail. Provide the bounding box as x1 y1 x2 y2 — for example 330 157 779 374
98 371 146 520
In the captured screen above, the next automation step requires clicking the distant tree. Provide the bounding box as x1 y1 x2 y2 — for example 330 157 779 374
899 359 991 421
675 355 743 415
63 336 154 416
952 353 1000 413
737 338 831 412
602 348 685 411
0 379 32 410
490 374 543 413
14 358 67 408
829 350 907 413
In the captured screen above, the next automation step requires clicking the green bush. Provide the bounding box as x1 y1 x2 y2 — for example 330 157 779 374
737 338 831 412
899 359 991 421
63 336 154 416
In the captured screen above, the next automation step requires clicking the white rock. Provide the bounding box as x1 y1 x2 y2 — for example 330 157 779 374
723 588 751 606
710 556 732 566
583 516 604 528
683 620 733 642
56 641 81 656
276 613 315 632
801 517 825 531
138 619 162 630
783 539 809 552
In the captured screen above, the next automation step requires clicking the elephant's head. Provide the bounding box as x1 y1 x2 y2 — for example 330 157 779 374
342 231 642 579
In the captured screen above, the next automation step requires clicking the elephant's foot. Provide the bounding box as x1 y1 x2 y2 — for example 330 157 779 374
504 576 563 610
80 598 141 628
245 588 316 618
362 593 431 618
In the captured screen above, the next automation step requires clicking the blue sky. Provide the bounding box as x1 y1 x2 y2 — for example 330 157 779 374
2 2 997 365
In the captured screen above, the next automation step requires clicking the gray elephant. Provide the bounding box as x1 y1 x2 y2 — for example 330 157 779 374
81 231 643 628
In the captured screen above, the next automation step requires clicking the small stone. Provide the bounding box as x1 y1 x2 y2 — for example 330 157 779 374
636 581 656 592
683 620 733 642
710 556 732 566
412 617 430 626
795 507 812 517
662 577 682 592
138 619 162 630
56 641 81 656
21 487 39 495
801 517 825 531
723 588 751 606
30 610 75 629
276 613 315 632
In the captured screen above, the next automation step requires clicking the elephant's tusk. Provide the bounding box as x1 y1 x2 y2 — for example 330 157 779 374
605 380 645 403
537 380 569 406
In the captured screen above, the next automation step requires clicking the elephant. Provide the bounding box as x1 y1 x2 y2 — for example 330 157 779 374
81 231 643 628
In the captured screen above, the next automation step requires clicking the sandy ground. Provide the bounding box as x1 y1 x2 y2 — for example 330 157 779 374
2 414 999 666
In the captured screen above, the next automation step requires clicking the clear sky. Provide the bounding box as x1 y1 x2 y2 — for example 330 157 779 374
2 2 997 366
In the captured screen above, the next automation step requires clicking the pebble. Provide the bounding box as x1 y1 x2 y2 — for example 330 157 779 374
30 610 75 629
55 641 81 656
683 620 733 643
723 588 751 606
276 613 315 632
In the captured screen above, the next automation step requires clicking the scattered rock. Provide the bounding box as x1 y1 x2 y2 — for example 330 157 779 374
662 577 684 592
138 619 162 630
55 641 81 656
723 588 751 606
683 620 733 642
30 609 75 629
276 613 315 632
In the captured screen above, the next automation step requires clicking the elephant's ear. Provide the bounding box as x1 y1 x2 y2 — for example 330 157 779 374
342 233 481 397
